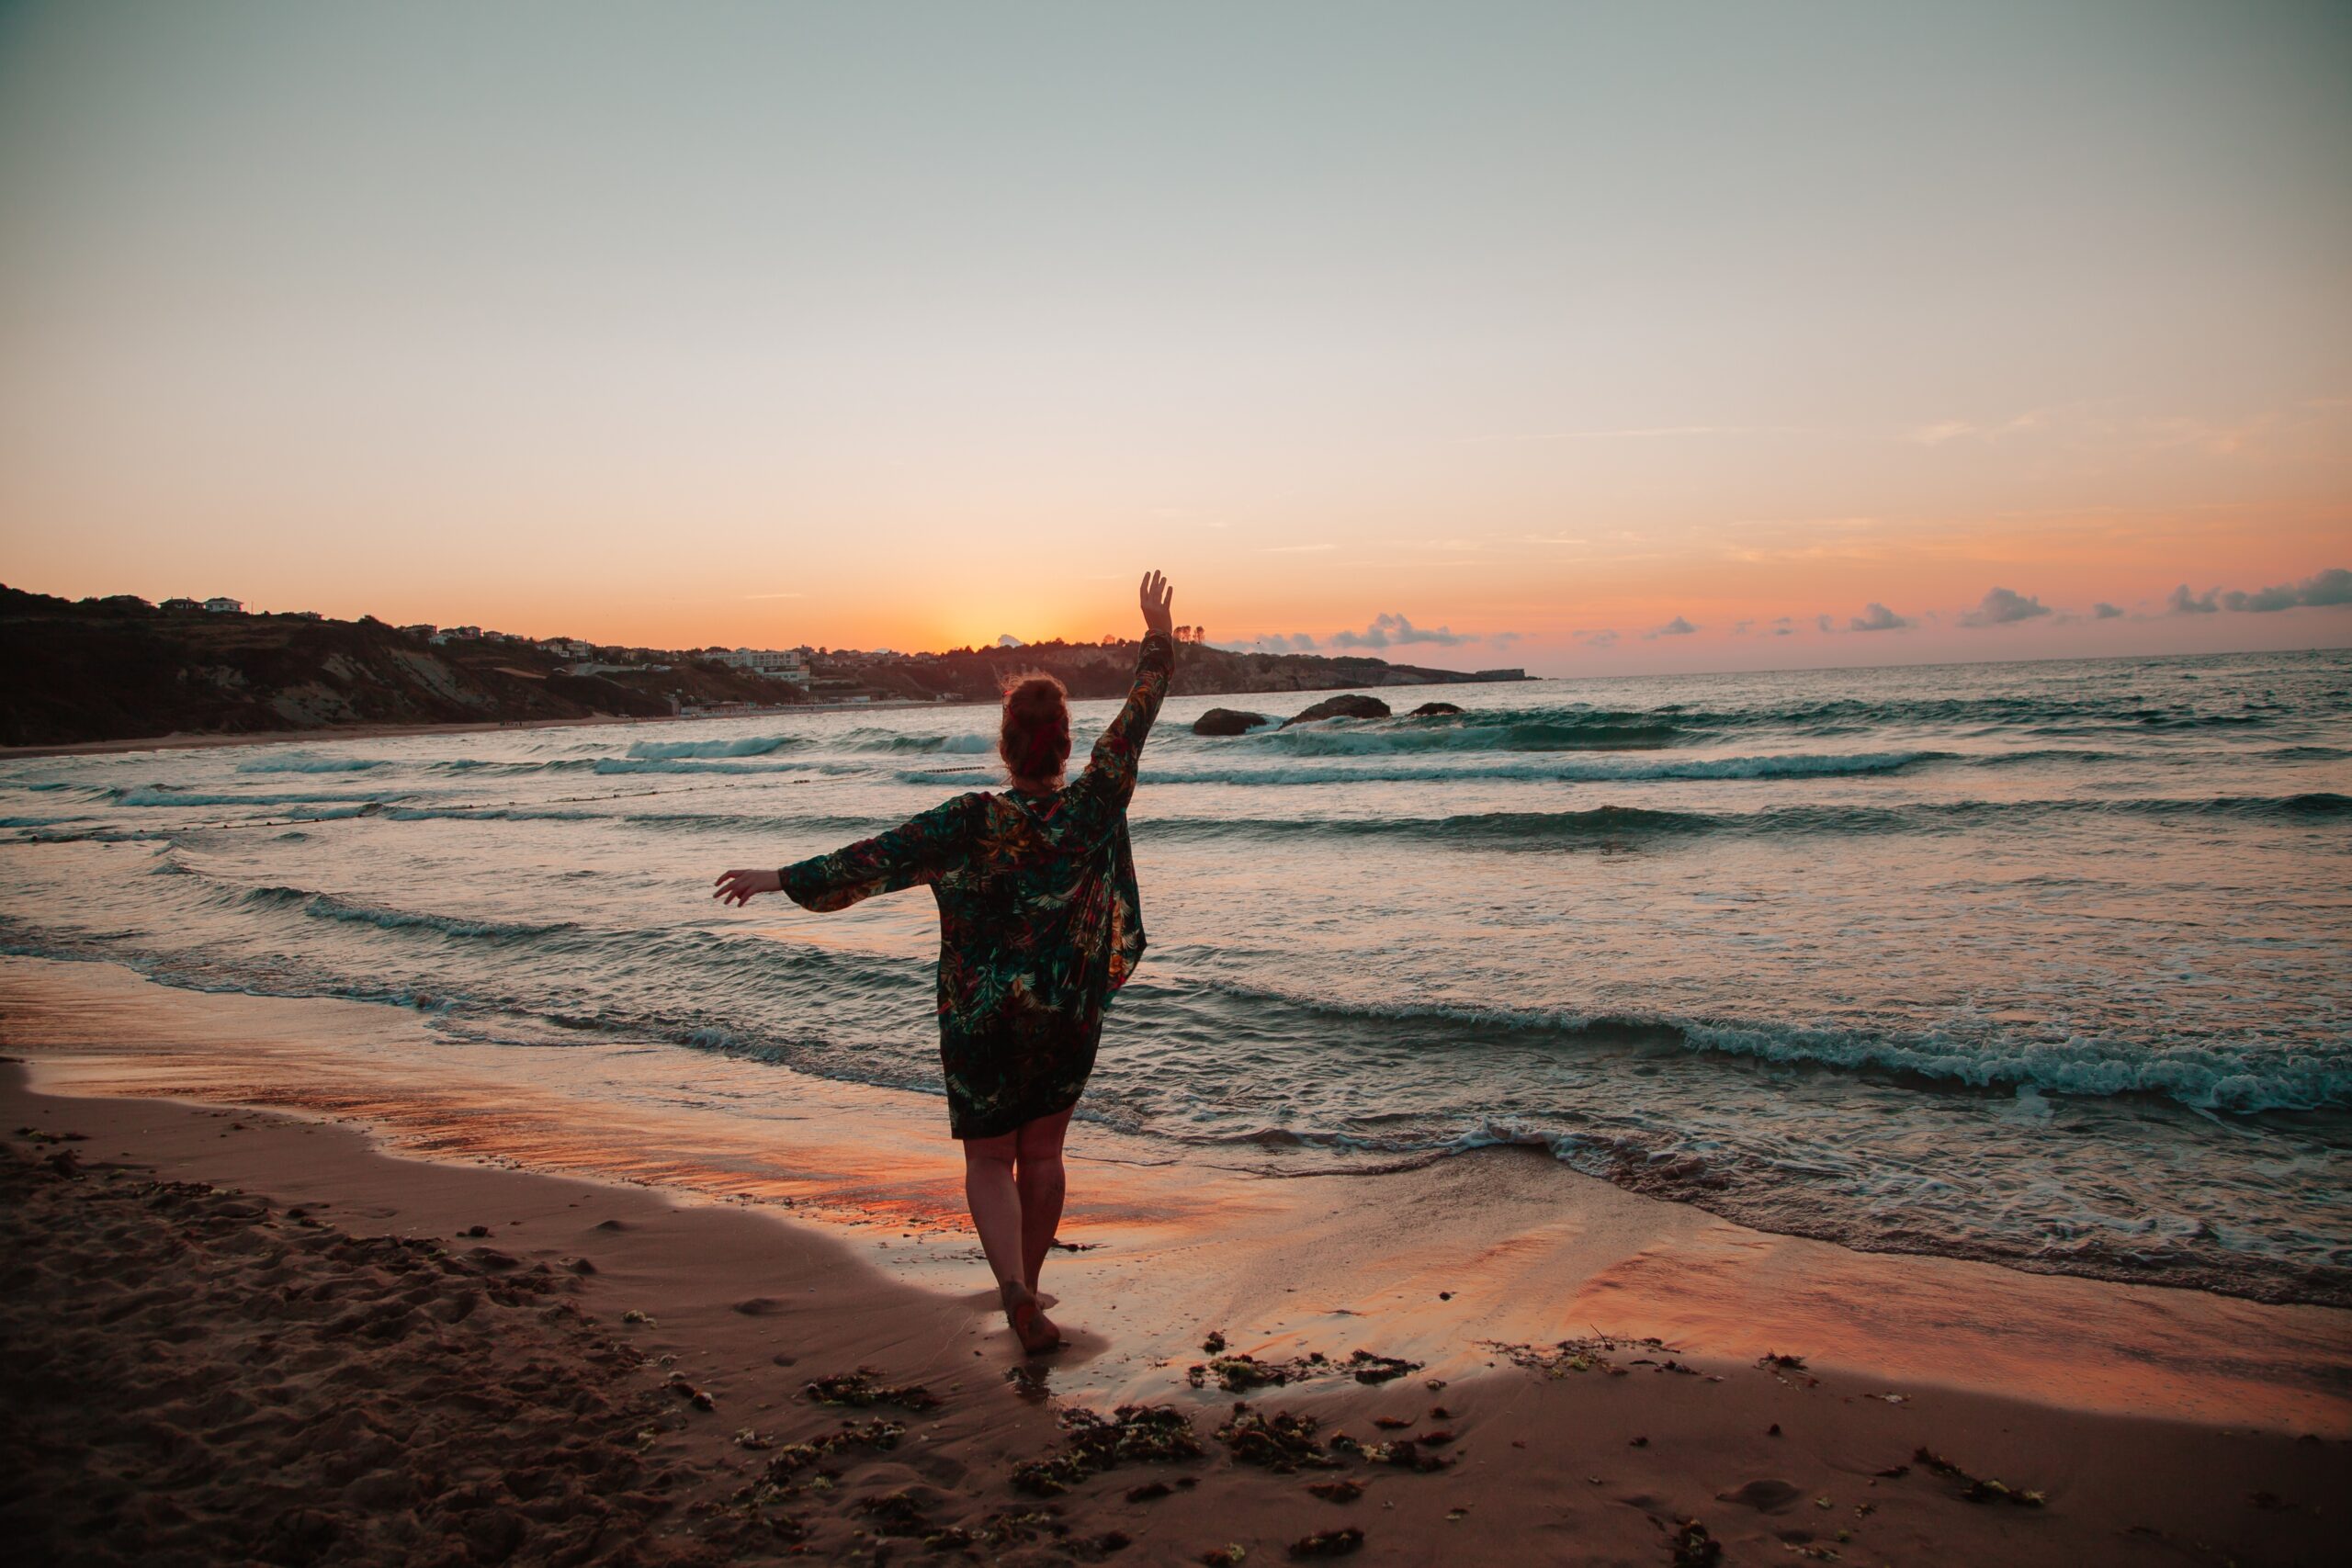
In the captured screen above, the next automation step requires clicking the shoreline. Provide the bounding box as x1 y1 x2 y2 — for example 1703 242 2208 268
6 952 2349 1438
6 1046 2347 1565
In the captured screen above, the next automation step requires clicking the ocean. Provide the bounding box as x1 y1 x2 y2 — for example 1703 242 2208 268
4 648 2347 1305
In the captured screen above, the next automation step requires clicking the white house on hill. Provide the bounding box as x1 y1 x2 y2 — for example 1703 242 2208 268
202 596 243 613
716 648 809 682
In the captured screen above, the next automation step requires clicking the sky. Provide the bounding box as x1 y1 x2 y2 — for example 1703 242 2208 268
0 1 2346 674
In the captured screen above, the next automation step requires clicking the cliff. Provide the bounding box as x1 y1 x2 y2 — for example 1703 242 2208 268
0 588 786 747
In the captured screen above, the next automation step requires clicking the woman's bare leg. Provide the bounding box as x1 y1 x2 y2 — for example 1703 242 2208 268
961 1132 1024 1289
1014 1109 1073 1295
962 1130 1057 1353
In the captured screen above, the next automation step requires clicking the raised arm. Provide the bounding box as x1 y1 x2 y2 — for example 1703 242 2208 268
1069 570 1177 821
715 794 980 912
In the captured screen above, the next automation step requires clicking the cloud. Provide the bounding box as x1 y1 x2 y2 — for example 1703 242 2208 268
1231 617 1493 653
1847 603 1912 633
1329 612 1472 649
1465 425 1765 446
2171 569 2352 614
1261 543 1337 554
1960 587 2052 627
1583 629 1620 649
1218 631 1321 652
1815 614 1834 634
1906 410 2048 446
1647 615 1698 638
1772 626 1794 636
2093 602 2124 619
995 634 1024 648
2218 567 2351 613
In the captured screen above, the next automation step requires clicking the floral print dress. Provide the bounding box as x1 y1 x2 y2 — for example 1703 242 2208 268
780 632 1175 1139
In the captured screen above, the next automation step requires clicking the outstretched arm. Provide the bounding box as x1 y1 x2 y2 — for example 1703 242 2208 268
1069 570 1177 821
714 794 979 912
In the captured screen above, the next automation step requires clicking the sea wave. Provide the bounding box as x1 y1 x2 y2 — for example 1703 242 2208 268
1133 793 2352 845
1223 718 1688 754
625 735 809 761
903 750 1947 788
590 758 865 776
1232 690 2340 743
232 883 581 944
839 728 997 754
232 755 391 773
110 785 406 808
380 806 608 823
1177 978 2352 1115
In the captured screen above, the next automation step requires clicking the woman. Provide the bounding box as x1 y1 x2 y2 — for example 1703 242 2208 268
713 570 1176 1354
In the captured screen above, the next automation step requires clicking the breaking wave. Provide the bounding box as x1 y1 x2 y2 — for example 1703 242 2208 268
1183 979 2352 1115
906 750 1946 788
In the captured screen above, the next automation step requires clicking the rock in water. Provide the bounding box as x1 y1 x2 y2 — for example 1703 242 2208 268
1283 694 1391 726
1409 701 1463 716
1193 708 1272 737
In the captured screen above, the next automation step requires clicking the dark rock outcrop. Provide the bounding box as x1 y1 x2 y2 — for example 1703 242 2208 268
1283 694 1391 726
1409 701 1464 716
1193 708 1272 737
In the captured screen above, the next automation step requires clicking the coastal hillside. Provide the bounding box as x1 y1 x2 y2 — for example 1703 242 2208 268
0 586 1527 748
0 588 770 747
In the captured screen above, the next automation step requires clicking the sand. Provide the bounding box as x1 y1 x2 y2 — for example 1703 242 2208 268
3 960 2348 1564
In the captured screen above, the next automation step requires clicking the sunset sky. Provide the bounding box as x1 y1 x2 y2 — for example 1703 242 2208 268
1 1 2346 674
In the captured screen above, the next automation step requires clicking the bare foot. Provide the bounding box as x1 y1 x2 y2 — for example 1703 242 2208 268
1001 1280 1062 1356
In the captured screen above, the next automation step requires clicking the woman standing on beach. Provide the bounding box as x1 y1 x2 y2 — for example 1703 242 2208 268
713 571 1177 1354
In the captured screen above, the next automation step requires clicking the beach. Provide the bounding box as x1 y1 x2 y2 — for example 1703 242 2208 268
4 957 2346 1565
6 649 2349 1562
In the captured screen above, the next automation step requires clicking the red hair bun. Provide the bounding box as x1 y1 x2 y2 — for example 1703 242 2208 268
999 674 1071 783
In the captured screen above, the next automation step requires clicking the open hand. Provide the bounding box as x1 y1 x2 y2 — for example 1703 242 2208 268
713 867 781 907
1140 569 1174 639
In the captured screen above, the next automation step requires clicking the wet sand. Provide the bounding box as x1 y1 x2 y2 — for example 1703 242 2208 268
3 956 2348 1564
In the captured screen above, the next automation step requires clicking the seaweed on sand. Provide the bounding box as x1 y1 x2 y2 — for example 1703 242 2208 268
1287 1526 1365 1558
855 1489 933 1536
1345 1349 1420 1384
1191 1351 1317 1393
803 1365 941 1411
1325 1431 1450 1474
1481 1333 1676 1378
1216 1407 1340 1472
1186 1347 1424 1393
761 1418 906 1482
1012 1404 1204 1496
1669 1517 1724 1566
1914 1447 2047 1506
924 1505 1084 1553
